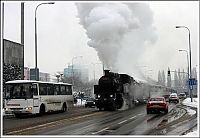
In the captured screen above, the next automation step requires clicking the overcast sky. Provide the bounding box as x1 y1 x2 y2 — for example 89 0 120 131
2 1 199 81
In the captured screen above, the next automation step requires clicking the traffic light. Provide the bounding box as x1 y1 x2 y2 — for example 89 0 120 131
168 70 170 76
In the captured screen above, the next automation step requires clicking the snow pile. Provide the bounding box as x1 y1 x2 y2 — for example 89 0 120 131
186 107 196 115
74 99 86 106
182 98 198 137
182 98 198 108
185 130 198 137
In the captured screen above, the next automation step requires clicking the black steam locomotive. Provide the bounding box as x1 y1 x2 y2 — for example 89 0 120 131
94 70 173 111
94 70 147 110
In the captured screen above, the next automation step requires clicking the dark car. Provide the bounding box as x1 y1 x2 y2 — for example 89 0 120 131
85 98 95 108
178 93 186 99
146 97 168 114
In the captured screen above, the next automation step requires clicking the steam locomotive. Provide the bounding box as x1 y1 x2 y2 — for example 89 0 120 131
94 70 173 111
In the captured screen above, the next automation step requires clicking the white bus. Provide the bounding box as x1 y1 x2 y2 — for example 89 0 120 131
4 80 74 117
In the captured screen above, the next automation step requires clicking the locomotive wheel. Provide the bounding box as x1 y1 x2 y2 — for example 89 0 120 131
116 98 124 109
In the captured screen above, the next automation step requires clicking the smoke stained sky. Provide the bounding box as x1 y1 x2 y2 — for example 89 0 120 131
2 1 199 81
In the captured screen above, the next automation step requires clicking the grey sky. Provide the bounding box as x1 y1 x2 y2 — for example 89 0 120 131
2 1 199 81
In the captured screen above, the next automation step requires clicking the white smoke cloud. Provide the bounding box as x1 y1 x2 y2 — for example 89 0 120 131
76 3 157 80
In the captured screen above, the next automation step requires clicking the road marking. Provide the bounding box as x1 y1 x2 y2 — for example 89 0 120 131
129 115 137 120
5 112 106 135
118 119 128 124
138 113 143 116
92 127 109 135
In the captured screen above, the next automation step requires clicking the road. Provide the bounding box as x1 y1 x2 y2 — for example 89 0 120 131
3 101 197 136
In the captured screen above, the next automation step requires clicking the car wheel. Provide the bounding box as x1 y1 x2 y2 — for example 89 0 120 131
147 109 150 114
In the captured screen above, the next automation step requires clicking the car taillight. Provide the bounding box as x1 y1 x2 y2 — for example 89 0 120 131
147 103 151 106
160 103 165 106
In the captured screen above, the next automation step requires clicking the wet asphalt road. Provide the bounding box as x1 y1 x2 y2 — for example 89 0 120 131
4 103 178 135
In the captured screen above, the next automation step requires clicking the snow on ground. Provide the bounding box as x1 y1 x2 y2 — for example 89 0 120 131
186 107 196 115
182 98 199 137
185 130 198 137
73 99 86 106
182 98 198 108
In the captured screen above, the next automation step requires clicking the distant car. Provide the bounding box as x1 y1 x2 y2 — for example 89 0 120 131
162 94 170 102
169 93 179 103
146 97 168 114
85 98 95 108
178 93 186 99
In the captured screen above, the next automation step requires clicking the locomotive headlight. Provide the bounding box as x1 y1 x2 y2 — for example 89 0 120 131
110 95 113 98
97 95 101 98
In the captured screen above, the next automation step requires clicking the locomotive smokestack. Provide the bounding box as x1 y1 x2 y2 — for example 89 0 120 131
104 70 110 76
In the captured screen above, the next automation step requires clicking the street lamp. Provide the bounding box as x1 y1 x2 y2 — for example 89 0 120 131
35 2 54 81
71 56 83 85
176 26 192 102
178 49 189 76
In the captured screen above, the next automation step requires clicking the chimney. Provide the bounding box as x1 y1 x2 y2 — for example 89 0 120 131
104 70 110 76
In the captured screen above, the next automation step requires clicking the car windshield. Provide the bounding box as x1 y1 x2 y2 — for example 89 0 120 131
87 98 94 101
170 94 177 97
5 83 35 99
149 98 163 101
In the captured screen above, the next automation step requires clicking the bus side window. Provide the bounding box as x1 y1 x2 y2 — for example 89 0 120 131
61 85 65 95
39 84 47 95
54 84 60 95
47 84 54 95
32 84 38 96
66 85 72 95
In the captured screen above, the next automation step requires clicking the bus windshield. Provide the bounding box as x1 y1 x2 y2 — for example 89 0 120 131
5 83 35 99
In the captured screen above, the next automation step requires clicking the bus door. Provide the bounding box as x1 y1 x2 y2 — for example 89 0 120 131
32 83 39 112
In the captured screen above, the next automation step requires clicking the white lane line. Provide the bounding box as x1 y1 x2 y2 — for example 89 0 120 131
137 113 143 116
118 119 128 125
92 127 109 135
129 115 137 120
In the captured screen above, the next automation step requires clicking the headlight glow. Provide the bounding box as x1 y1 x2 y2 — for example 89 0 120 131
25 107 32 110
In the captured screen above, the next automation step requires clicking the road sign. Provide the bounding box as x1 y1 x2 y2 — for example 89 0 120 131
189 78 197 85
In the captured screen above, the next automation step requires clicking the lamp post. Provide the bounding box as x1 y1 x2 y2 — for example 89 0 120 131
176 26 192 102
178 49 190 95
35 2 54 81
71 56 82 85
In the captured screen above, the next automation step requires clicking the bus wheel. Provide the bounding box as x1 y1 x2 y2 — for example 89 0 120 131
62 103 67 112
39 104 45 115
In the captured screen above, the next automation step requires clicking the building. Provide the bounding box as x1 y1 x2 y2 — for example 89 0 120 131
26 67 50 82
3 39 24 82
64 64 89 83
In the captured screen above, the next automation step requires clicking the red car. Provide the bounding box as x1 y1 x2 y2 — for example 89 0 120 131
146 97 168 114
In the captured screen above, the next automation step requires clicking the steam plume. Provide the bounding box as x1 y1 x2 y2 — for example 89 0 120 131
76 3 157 80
